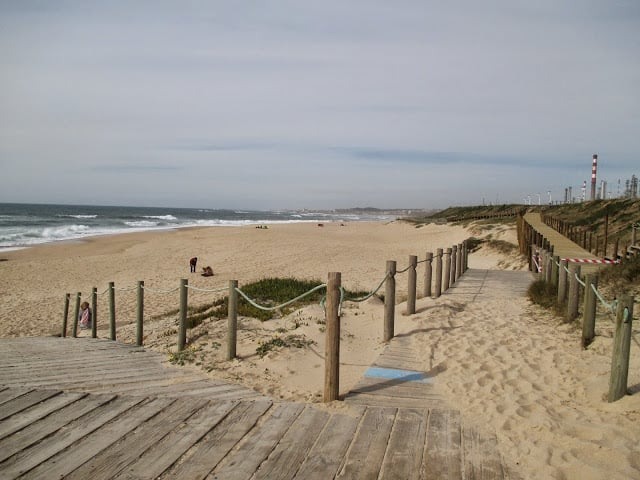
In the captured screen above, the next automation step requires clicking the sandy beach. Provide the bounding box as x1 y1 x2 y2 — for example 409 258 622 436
0 220 638 479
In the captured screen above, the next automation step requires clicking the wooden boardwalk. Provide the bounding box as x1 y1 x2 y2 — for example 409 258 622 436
524 212 600 272
0 271 520 479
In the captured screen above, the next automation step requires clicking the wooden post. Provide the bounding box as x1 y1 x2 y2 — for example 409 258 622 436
91 287 97 339
407 255 417 315
384 260 396 342
450 245 457 286
545 251 553 284
463 241 468 271
528 244 533 271
456 243 463 280
108 282 116 341
72 292 81 338
324 272 341 403
567 264 581 322
227 280 238 360
62 293 70 338
443 248 452 292
178 278 188 352
551 255 559 288
581 274 598 348
558 259 568 303
423 252 433 298
136 281 144 346
434 249 443 298
608 295 634 402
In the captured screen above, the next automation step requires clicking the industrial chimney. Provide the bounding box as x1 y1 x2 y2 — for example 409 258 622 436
590 154 598 200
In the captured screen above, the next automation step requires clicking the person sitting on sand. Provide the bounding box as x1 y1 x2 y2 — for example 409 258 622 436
201 266 214 277
189 257 198 273
79 301 92 329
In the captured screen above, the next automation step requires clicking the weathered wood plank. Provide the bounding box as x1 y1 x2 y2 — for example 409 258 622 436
0 392 85 440
113 400 238 480
63 398 208 480
161 400 272 479
252 406 330 480
293 408 364 480
0 395 144 478
463 426 505 480
422 408 462 480
0 389 60 421
344 393 446 409
336 406 396 479
0 387 32 406
0 393 117 464
378 408 427 480
207 402 304 480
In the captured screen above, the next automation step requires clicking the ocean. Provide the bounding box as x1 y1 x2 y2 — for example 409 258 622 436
0 203 393 251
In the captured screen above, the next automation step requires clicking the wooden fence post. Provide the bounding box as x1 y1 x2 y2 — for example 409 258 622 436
567 264 581 322
581 274 597 348
72 292 81 338
62 293 70 338
178 279 188 352
443 248 452 292
463 241 468 272
434 249 443 298
456 243 463 280
108 282 116 341
551 255 559 288
384 260 396 342
608 295 634 402
324 272 341 403
227 280 238 360
545 250 553 284
450 245 457 286
407 255 417 315
558 259 568 303
91 287 97 339
423 252 433 298
528 244 533 271
136 281 144 346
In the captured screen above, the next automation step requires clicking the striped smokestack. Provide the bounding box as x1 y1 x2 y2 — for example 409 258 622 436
590 154 598 200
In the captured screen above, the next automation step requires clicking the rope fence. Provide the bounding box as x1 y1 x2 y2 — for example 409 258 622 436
61 239 470 403
519 214 636 403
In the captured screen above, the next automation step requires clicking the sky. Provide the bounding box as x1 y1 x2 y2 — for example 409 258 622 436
1 1 639 210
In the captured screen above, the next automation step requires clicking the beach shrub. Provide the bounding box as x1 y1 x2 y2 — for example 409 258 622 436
527 279 558 309
256 334 316 358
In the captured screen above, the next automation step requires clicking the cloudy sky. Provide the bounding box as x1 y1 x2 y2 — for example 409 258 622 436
1 1 638 210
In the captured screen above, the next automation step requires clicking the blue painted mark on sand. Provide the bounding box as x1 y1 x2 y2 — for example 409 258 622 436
364 367 433 384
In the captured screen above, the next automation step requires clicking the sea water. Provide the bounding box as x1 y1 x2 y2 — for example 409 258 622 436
0 203 391 251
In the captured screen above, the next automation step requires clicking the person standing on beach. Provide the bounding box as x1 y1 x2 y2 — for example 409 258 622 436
79 302 92 329
190 257 198 273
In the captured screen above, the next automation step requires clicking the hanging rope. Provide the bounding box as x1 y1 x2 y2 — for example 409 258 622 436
186 285 228 293
235 283 327 312
142 285 181 294
575 273 586 287
342 273 390 303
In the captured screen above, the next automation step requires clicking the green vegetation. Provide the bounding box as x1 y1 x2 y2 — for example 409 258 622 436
256 334 316 357
152 277 369 324
527 279 558 309
599 255 640 295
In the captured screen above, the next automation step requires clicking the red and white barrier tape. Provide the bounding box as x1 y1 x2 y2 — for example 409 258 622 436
562 258 620 264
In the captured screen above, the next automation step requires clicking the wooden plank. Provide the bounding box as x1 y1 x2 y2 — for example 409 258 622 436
207 402 304 480
344 393 445 409
113 400 238 480
0 387 32 406
336 406 396 479
0 393 117 464
0 389 60 421
252 406 330 480
0 395 145 478
422 408 462 480
293 408 364 480
378 408 427 480
162 400 272 479
462 426 505 480
0 391 86 440
62 398 208 480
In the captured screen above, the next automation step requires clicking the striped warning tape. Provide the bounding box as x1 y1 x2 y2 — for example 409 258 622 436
562 258 620 264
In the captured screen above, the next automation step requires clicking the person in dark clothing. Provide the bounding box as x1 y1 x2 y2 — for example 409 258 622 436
189 257 198 273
